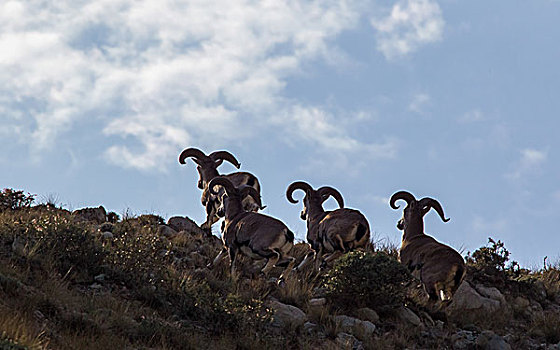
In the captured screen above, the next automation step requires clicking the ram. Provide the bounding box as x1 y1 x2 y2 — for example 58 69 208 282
207 177 295 275
390 190 465 302
286 181 370 270
178 148 263 232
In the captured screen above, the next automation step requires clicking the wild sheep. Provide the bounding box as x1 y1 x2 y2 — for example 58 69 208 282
286 181 371 270
390 190 466 302
178 147 263 232
207 177 295 275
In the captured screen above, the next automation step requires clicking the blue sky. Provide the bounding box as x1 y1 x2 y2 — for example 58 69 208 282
1 0 559 267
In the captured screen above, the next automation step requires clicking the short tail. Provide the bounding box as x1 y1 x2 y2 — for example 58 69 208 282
454 263 466 288
286 229 295 243
355 223 368 242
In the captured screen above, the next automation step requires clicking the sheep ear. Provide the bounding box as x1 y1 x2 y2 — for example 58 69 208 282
214 159 224 167
421 206 430 216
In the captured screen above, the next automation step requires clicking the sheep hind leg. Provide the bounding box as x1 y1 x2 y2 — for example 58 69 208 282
320 250 344 269
294 251 315 271
261 250 281 275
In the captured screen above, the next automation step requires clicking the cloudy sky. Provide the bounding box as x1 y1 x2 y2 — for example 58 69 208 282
1 0 559 267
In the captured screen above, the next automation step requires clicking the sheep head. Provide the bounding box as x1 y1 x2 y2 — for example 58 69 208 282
179 148 241 189
286 181 344 221
208 177 262 217
390 190 449 233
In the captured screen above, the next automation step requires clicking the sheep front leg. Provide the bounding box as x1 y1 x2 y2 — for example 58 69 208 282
229 246 239 276
208 247 227 268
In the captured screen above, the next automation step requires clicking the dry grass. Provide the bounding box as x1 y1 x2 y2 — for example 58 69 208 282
0 308 49 350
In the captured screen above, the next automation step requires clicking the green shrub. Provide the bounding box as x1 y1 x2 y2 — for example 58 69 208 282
322 251 412 310
466 237 519 275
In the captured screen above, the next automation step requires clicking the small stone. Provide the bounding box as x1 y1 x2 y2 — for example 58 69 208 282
89 283 103 290
303 322 319 335
336 332 364 350
334 315 376 340
451 330 477 350
101 231 113 239
94 274 106 282
309 298 326 307
98 222 114 232
476 330 511 350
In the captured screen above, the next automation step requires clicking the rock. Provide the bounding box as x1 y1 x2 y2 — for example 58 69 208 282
98 222 114 232
395 306 422 327
447 281 501 321
514 296 530 309
158 225 178 238
309 298 326 307
451 330 477 350
355 307 380 324
513 296 532 317
336 332 364 350
167 216 207 236
11 237 27 256
269 301 306 329
418 310 434 327
72 206 107 223
476 285 506 305
89 283 103 291
94 274 106 282
303 322 319 335
476 330 511 350
533 280 548 300
334 315 376 340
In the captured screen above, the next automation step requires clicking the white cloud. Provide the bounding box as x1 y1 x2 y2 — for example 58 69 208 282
370 0 444 59
2 0 392 170
506 148 548 181
286 105 400 158
459 109 484 123
408 93 431 114
472 216 508 235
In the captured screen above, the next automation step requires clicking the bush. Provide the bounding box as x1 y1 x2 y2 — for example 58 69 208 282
466 237 519 275
322 251 412 310
0 189 35 212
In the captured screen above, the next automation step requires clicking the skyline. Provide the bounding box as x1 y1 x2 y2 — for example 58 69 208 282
1 0 559 267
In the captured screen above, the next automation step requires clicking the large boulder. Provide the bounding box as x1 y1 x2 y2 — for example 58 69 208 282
72 206 107 223
355 307 380 324
446 282 505 323
167 216 207 236
269 301 306 329
395 306 422 327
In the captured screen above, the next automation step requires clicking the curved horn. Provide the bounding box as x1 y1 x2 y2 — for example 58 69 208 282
209 151 241 169
419 197 450 222
179 148 208 165
240 186 263 208
318 186 344 208
286 181 314 204
390 191 416 209
207 177 236 196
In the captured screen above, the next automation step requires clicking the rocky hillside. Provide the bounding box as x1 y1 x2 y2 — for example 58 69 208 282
1 189 559 349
